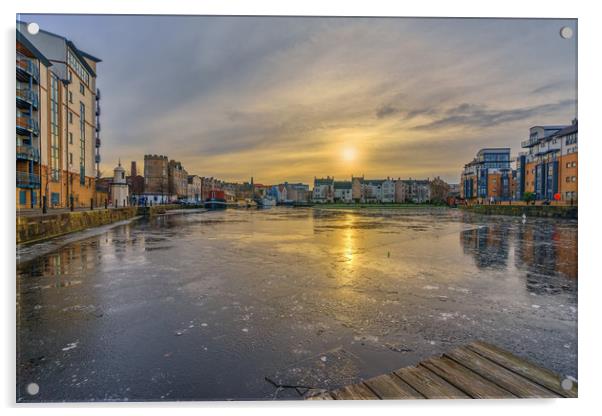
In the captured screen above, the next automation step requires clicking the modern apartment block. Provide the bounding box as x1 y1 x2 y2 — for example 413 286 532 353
461 148 515 202
16 32 49 208
516 120 578 204
17 22 102 210
16 24 101 209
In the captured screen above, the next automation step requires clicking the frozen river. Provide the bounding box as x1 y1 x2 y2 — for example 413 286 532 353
16 207 577 401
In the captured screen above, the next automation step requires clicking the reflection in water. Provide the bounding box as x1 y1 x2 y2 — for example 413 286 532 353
460 224 510 270
460 219 577 296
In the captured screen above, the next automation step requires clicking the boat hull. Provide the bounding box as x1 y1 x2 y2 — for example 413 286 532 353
204 199 227 210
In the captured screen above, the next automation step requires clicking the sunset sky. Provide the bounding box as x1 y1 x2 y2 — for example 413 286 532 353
20 15 577 184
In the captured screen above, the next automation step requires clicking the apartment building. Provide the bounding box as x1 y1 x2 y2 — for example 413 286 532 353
168 160 188 200
186 175 203 203
516 120 578 204
312 177 334 203
16 24 101 209
396 179 431 203
16 32 49 208
333 181 352 203
461 148 514 202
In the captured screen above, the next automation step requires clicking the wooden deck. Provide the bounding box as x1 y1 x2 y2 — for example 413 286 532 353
306 341 577 400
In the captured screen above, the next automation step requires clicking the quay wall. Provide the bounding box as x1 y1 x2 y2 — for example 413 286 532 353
16 204 186 245
461 204 577 219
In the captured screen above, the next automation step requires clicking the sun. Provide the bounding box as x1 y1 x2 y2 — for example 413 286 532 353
342 147 357 162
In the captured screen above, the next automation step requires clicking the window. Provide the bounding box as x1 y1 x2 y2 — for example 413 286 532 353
572 161 577 167
51 192 60 206
50 74 60 182
67 50 90 85
19 191 27 205
69 152 73 165
572 176 577 182
69 132 73 144
80 82 85 95
69 112 73 124
80 102 86 185
68 91 73 103
566 162 571 168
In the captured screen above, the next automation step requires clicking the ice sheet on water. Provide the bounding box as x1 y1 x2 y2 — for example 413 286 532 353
266 347 362 391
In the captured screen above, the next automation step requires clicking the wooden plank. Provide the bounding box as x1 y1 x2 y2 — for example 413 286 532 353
420 356 516 399
467 341 577 398
394 366 470 399
363 373 425 399
444 347 561 398
330 383 380 400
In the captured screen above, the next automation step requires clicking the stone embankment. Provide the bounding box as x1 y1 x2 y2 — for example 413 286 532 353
16 204 187 244
461 204 577 219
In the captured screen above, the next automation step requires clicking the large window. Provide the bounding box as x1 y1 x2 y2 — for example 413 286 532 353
67 50 90 85
50 74 60 182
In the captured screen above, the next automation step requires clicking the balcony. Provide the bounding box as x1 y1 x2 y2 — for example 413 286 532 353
95 137 101 148
95 153 101 163
521 136 541 148
16 172 41 189
95 122 101 132
16 57 39 83
16 88 39 109
96 88 101 100
16 116 39 136
95 103 101 116
16 144 40 161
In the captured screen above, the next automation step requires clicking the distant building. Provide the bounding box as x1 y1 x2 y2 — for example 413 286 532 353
168 160 188 200
461 148 514 202
397 179 431 203
516 120 577 204
429 177 450 203
110 160 129 207
126 160 144 198
284 183 310 203
363 179 385 203
143 154 169 203
333 181 352 203
351 176 364 202
312 177 334 203
187 175 202 203
382 178 396 203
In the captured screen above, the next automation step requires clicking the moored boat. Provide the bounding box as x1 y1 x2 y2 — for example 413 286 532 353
204 190 227 210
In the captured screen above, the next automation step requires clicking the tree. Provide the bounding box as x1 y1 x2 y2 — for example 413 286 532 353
522 191 535 204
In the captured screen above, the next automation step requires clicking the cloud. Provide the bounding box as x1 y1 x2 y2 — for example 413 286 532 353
412 99 576 131
375 104 400 119
22 15 577 184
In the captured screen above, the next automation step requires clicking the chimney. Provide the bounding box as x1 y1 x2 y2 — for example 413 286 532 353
131 161 137 177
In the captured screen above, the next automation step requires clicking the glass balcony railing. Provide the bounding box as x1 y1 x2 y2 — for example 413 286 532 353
16 57 40 83
95 153 101 163
16 116 39 136
16 144 40 161
16 88 39 109
16 172 41 188
95 137 101 147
